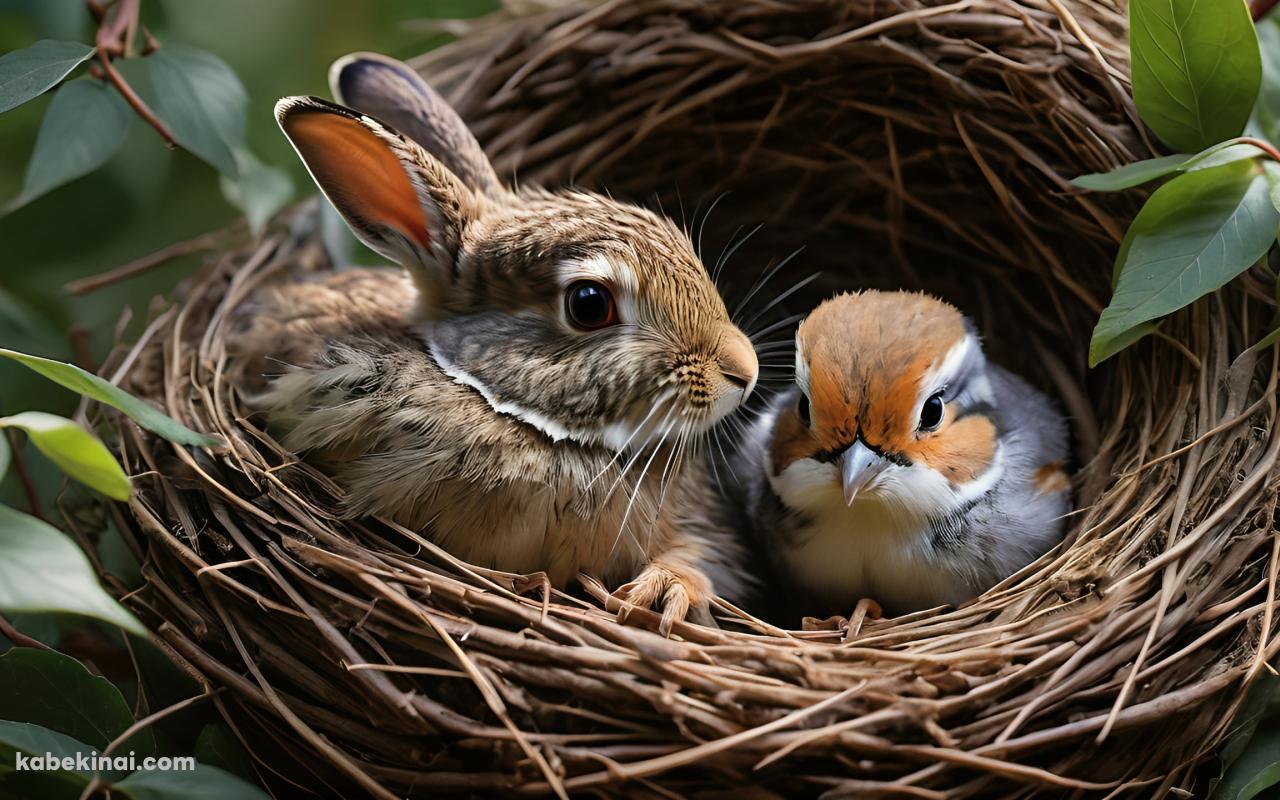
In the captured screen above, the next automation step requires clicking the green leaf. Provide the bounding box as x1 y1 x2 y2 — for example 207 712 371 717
0 720 94 773
1094 320 1161 364
147 45 247 176
117 763 271 800
1215 672 1280 792
1251 17 1280 142
1253 244 1280 352
1072 143 1267 192
1264 161 1280 216
220 149 293 236
1215 722 1280 800
1090 161 1280 366
0 720 95 797
1128 0 1262 153
0 412 130 501
193 725 256 783
1073 154 1194 192
0 504 145 636
0 349 221 448
0 434 9 483
0 648 154 758
0 613 62 648
0 40 94 115
4 77 131 213
1254 321 1280 352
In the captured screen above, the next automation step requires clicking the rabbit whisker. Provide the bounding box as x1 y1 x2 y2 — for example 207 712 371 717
739 271 822 334
649 425 690 555
732 245 804 320
609 411 681 560
701 425 728 496
656 428 685 512
583 388 678 491
712 223 743 284
747 337 798 348
600 402 679 507
749 313 806 343
708 419 740 489
694 191 729 265
713 223 763 287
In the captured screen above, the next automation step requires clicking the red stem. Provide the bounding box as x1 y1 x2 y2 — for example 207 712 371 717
97 53 175 148
1253 0 1278 22
69 328 96 373
1239 137 1280 163
88 0 175 147
6 429 45 521
0 615 53 650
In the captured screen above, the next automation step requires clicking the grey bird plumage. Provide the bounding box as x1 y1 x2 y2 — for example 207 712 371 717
732 291 1071 617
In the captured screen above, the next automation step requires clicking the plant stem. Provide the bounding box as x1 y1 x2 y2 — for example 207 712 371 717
97 53 175 148
0 615 52 650
96 0 138 55
1239 136 1280 163
1253 0 1278 22
6 429 44 521
88 0 176 148
69 328 96 373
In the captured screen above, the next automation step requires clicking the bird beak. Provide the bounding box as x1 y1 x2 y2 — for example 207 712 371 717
839 441 888 506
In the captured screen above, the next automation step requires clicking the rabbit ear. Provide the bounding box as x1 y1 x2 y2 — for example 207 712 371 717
276 96 481 308
329 52 503 199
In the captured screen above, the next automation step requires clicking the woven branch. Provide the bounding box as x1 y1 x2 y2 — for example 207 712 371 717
86 0 1280 796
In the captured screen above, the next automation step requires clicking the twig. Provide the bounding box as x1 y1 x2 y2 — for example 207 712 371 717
65 226 236 296
5 429 44 521
94 0 138 56
1253 0 1278 22
96 53 174 148
70 328 96 372
78 688 221 800
89 0 175 147
0 614 53 651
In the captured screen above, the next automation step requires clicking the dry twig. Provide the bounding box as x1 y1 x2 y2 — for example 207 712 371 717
84 1 1280 796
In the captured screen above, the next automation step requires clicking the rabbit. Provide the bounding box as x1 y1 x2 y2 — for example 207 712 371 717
230 53 760 632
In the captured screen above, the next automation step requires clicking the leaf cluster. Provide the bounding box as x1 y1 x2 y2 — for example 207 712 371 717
1073 2 1280 794
0 648 267 799
1075 1 1280 365
0 7 292 232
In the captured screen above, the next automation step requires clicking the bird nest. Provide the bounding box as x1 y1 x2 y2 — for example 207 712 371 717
87 0 1280 796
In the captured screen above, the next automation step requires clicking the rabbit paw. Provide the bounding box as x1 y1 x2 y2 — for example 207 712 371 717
614 562 715 636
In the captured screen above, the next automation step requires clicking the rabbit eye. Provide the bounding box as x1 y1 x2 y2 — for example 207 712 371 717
566 281 617 330
797 392 811 427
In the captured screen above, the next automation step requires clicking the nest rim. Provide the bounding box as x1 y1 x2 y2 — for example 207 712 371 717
87 0 1280 797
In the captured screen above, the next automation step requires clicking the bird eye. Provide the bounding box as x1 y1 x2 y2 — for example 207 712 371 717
919 392 945 431
565 281 617 330
797 392 811 427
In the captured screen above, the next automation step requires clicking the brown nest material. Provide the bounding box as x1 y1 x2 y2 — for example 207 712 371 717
86 0 1280 796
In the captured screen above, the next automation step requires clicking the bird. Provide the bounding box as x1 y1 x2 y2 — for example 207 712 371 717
734 290 1070 616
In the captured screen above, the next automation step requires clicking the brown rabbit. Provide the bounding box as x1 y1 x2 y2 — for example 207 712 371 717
232 53 759 631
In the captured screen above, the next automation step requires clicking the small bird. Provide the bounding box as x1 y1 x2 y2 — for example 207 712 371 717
736 291 1070 616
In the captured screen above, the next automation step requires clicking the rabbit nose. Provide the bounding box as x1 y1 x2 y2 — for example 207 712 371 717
718 328 759 400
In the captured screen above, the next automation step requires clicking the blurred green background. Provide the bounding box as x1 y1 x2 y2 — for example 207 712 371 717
0 0 493 510
0 6 495 792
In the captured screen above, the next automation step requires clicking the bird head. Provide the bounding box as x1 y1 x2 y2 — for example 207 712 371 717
768 291 1004 525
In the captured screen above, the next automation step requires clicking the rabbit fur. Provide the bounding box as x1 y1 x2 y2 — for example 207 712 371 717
230 53 758 630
